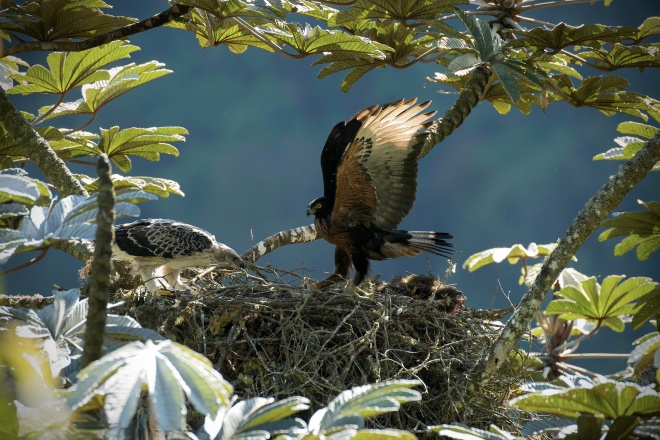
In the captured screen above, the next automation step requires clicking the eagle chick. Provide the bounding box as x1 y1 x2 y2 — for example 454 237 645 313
112 219 244 293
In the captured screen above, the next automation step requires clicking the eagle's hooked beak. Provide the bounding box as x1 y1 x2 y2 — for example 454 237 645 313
306 207 312 217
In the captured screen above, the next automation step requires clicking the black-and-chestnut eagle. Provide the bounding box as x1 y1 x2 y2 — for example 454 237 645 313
306 98 453 288
112 219 244 293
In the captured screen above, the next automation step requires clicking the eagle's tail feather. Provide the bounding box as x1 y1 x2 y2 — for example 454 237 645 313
406 231 453 258
379 230 453 259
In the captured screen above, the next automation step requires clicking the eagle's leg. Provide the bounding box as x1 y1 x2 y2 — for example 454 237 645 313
313 247 351 289
163 267 191 292
351 252 370 286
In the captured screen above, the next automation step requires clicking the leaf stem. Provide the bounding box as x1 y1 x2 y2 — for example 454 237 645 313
230 17 306 60
0 248 49 276
31 93 66 126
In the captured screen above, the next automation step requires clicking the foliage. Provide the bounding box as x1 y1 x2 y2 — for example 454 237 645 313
594 121 660 171
598 199 660 261
546 275 657 332
0 288 164 379
0 1 659 439
510 376 660 439
0 188 155 265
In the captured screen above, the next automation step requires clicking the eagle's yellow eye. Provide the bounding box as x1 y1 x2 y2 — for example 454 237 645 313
316 203 322 209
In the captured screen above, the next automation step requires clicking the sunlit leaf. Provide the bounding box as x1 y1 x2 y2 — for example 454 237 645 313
631 287 660 330
329 0 465 28
77 174 184 198
0 169 52 206
545 74 657 121
581 43 660 70
0 0 135 41
509 23 637 52
598 200 660 261
509 378 660 419
66 340 233 430
429 423 522 439
93 126 187 172
463 243 560 272
629 332 660 380
546 275 657 330
7 41 139 95
39 62 172 121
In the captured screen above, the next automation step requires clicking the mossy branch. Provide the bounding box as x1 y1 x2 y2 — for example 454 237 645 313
1 4 192 56
467 131 660 390
0 89 87 197
420 65 492 158
81 155 115 368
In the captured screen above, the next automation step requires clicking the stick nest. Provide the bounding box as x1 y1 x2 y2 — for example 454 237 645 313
108 266 530 436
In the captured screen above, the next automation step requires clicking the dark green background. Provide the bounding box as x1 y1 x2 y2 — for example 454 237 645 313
4 1 659 370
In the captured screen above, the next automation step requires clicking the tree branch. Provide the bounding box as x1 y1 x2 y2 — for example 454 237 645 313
467 131 660 391
1 4 192 56
0 89 87 197
420 65 492 158
241 224 318 263
81 155 115 368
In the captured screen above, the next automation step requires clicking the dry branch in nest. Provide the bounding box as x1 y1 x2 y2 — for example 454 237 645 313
110 266 531 437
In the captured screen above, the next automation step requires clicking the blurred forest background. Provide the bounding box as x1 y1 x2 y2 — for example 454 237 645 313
3 0 659 365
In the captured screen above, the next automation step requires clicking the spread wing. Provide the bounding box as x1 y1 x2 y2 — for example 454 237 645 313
320 105 376 202
114 219 215 259
331 98 436 230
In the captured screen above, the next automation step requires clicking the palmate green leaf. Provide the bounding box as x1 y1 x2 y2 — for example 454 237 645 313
77 173 184 198
463 242 560 272
491 62 520 104
0 0 135 41
629 332 660 380
454 8 498 62
636 17 660 42
598 200 660 261
284 0 337 22
581 43 660 70
67 340 233 430
314 53 387 92
308 380 421 435
508 23 636 52
594 122 660 170
177 0 285 20
207 396 309 440
39 61 172 121
546 275 657 331
7 41 139 95
618 121 659 139
631 287 660 330
329 0 466 28
0 191 151 264
509 379 660 419
546 74 657 121
429 424 521 440
96 126 186 172
166 11 275 53
262 21 388 59
0 168 51 206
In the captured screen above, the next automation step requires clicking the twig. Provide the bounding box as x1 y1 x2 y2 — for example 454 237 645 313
2 4 192 56
0 248 49 276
